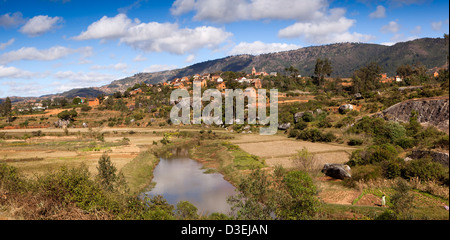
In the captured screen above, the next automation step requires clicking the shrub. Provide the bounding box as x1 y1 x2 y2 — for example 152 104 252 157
294 121 308 130
81 105 92 112
175 201 199 220
297 128 335 143
394 137 415 149
350 165 383 182
348 138 363 146
281 171 319 220
347 144 398 166
302 112 314 122
403 158 448 183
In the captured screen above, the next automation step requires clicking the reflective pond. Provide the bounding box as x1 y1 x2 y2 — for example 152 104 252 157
142 148 236 215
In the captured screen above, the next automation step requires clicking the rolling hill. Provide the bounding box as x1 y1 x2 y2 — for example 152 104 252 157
48 37 450 97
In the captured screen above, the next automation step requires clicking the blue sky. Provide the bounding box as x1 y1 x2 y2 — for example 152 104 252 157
0 0 448 97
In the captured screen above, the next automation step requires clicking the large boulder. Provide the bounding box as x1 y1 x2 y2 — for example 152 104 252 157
338 104 354 114
278 122 291 130
294 111 313 123
321 163 352 179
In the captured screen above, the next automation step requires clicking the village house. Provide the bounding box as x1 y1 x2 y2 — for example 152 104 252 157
434 71 440 78
173 82 185 89
216 82 227 91
88 98 100 107
130 88 143 95
202 73 211 80
211 75 221 82
251 67 269 77
216 77 224 83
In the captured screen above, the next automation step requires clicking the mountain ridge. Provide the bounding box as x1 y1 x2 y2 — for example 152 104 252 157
27 37 450 99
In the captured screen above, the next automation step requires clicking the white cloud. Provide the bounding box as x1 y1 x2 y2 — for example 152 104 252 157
73 13 134 40
73 14 233 55
381 20 400 33
133 54 147 62
410 25 422 34
185 54 195 63
90 62 129 72
278 8 374 44
431 21 443 31
0 46 92 64
0 38 15 50
0 65 36 79
143 64 178 73
369 5 386 19
229 41 301 55
19 15 63 37
0 12 25 28
170 0 328 23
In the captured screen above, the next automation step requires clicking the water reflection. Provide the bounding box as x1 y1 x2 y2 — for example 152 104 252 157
143 148 236 215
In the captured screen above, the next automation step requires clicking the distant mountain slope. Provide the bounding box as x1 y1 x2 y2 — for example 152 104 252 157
55 37 449 96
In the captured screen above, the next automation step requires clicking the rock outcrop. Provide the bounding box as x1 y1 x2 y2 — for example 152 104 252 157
321 163 352 180
408 150 449 167
376 97 449 133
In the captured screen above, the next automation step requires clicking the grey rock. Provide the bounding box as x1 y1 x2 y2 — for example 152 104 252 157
338 104 354 114
278 122 291 130
321 163 352 179
374 97 449 133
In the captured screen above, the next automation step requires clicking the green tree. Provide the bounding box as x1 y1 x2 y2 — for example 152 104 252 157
3 97 12 123
57 109 78 121
351 62 382 94
314 58 333 86
96 153 118 191
175 201 199 220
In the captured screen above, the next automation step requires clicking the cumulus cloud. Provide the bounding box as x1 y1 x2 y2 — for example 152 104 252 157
73 14 232 55
170 0 327 22
0 65 36 79
90 62 129 72
431 21 443 31
410 25 422 34
0 38 15 50
0 46 93 64
381 20 400 33
185 54 195 63
143 64 178 73
369 5 386 19
0 12 25 28
19 15 63 37
73 14 134 40
133 54 148 62
278 8 374 44
229 41 301 55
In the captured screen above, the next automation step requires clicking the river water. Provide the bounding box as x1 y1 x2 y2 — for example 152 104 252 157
142 148 236 215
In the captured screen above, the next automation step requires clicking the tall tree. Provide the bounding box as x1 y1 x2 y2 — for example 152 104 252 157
314 58 333 86
4 97 12 123
351 62 382 94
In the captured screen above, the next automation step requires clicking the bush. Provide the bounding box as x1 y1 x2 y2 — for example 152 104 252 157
347 144 398 166
81 105 92 112
403 158 448 183
281 171 319 220
175 201 199 220
296 128 336 143
302 112 314 122
294 121 308 130
394 137 415 149
350 165 383 182
348 138 363 146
